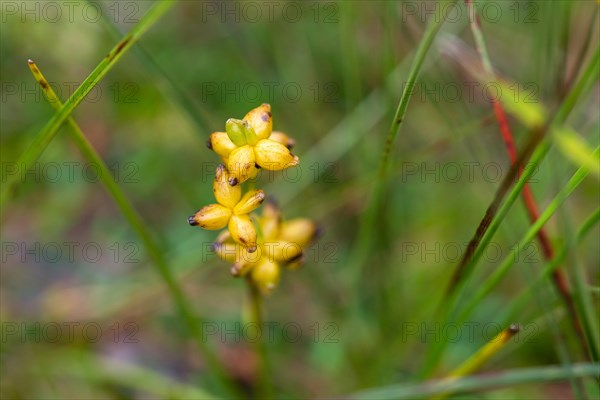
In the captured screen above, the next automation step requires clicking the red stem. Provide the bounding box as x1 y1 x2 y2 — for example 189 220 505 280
491 99 587 357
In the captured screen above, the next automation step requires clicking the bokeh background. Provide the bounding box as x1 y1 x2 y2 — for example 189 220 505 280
1 1 598 399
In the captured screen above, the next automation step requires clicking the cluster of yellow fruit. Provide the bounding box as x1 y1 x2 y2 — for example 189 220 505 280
188 104 318 294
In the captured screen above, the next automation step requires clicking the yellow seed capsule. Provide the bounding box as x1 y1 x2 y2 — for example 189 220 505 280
213 165 241 208
227 145 256 185
231 247 261 276
243 103 272 141
251 258 280 295
248 164 259 180
228 214 257 251
214 230 231 245
260 201 281 241
208 132 236 161
233 190 265 215
270 240 303 263
213 241 241 263
189 204 231 229
269 131 295 149
231 259 250 277
280 219 319 248
254 139 299 170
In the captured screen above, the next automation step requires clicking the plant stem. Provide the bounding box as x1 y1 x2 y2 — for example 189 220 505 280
246 279 272 399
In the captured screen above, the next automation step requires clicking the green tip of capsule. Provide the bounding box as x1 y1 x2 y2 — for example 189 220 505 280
225 118 247 147
241 120 258 145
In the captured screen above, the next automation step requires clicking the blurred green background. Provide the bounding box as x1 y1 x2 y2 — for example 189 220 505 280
1 1 598 399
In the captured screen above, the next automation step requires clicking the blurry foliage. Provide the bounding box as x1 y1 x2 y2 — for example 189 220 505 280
1 0 598 398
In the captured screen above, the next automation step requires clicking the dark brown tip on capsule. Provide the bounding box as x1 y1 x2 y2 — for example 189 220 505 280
188 216 198 226
254 163 261 169
206 138 213 150
247 246 257 253
288 251 304 263
228 177 238 186
314 225 324 240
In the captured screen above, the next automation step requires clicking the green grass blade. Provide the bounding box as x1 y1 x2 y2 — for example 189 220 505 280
351 0 458 285
464 4 588 381
446 131 549 296
570 210 600 362
89 0 217 135
34 348 216 399
432 325 521 400
377 2 457 179
350 363 600 400
25 60 239 396
422 39 600 379
419 144 551 380
0 0 175 214
553 127 600 176
458 147 599 322
555 46 600 125
449 58 598 314
501 208 600 334
448 45 600 303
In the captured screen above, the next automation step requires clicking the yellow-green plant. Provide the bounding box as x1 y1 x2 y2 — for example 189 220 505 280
189 104 317 295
